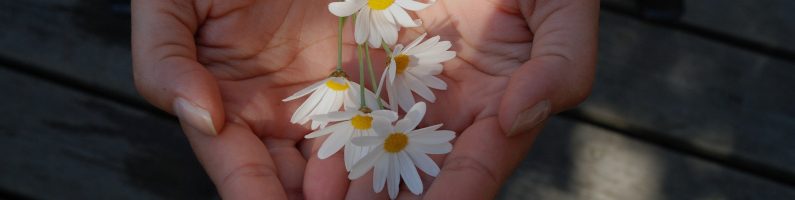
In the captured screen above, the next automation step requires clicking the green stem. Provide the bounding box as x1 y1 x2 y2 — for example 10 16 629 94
364 45 385 109
381 42 393 56
357 44 367 108
336 17 345 71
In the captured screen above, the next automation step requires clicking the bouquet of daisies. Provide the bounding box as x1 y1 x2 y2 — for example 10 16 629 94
282 0 455 198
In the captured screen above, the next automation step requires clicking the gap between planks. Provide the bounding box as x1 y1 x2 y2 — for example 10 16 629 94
600 2 795 65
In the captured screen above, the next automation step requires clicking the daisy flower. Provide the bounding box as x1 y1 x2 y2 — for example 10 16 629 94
282 71 380 130
305 108 399 171
328 0 433 48
383 33 455 111
348 102 455 199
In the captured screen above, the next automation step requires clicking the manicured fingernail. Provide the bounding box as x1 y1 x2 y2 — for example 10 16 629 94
507 100 550 137
173 97 217 136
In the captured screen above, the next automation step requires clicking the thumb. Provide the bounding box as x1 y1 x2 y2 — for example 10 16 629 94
498 56 593 137
131 0 224 136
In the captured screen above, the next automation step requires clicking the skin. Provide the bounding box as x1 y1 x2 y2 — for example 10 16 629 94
131 0 598 199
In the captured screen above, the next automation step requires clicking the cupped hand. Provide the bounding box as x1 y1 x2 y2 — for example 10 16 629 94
131 0 598 199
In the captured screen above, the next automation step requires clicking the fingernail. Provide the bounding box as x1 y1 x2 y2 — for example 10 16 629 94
173 97 217 136
507 100 550 137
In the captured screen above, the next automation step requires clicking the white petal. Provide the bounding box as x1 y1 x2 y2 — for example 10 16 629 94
392 44 404 57
402 33 428 53
417 51 456 65
387 154 400 199
395 78 416 112
368 10 383 47
396 0 432 11
373 154 389 192
282 80 324 102
410 124 443 135
416 40 452 56
306 91 338 127
375 60 390 97
404 73 436 102
329 0 366 17
318 126 354 159
351 136 384 146
397 101 426 132
408 143 452 154
407 149 440 176
372 11 398 46
388 6 419 27
414 73 447 90
413 64 443 75
344 142 356 171
355 9 370 45
372 110 399 122
311 110 357 122
386 80 400 112
349 147 384 180
398 151 423 195
305 122 347 138
372 118 394 136
381 8 396 25
387 57 397 84
290 87 327 123
406 35 440 55
410 130 455 145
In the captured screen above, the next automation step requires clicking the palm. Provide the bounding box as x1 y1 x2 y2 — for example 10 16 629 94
193 0 534 198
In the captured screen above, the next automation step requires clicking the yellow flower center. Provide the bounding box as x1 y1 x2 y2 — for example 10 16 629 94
350 115 373 130
368 0 395 10
325 79 349 91
394 54 410 74
383 133 408 153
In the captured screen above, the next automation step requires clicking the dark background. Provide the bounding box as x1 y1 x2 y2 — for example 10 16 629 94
1 0 794 199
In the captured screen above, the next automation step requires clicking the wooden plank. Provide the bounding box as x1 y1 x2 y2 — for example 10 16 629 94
2 65 793 199
499 117 795 200
3 0 795 196
583 11 795 177
0 0 139 100
603 0 795 54
0 67 216 199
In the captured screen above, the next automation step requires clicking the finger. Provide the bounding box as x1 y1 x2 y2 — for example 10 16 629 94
183 121 288 200
498 0 600 136
302 136 350 200
131 0 224 136
423 118 541 199
346 171 389 200
264 138 307 199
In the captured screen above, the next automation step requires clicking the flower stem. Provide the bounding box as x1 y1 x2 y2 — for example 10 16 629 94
357 44 367 108
336 17 345 71
364 45 385 109
381 42 392 56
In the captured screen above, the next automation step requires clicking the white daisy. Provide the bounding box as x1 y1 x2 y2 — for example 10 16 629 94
328 0 433 48
383 33 455 111
305 108 399 171
282 72 380 130
348 102 455 199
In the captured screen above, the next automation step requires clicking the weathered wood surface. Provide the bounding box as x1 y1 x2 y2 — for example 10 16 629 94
603 0 795 54
0 66 217 199
0 0 138 101
2 0 795 198
4 0 795 179
499 117 795 200
2 64 793 199
585 11 795 176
